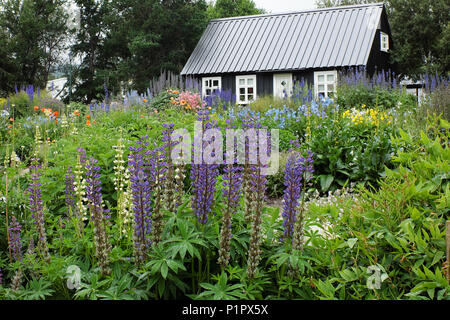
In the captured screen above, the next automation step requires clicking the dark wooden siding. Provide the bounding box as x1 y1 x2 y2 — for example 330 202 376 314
222 74 235 93
293 71 314 87
256 73 273 97
366 7 392 75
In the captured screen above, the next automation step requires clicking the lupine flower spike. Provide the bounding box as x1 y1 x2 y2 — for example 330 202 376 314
292 151 314 252
85 157 112 274
128 137 152 264
148 144 167 246
28 158 50 262
218 119 243 268
162 123 177 213
190 109 219 224
8 216 23 263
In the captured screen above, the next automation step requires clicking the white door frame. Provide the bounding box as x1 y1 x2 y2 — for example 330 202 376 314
273 73 293 98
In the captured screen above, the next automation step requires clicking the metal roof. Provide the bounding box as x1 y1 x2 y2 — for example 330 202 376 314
181 3 384 75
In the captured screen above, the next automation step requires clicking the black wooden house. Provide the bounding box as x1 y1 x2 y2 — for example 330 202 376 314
180 3 393 104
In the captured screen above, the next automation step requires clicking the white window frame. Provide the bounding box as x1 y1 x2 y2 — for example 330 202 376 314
202 76 222 98
380 32 389 52
314 70 337 99
236 75 257 104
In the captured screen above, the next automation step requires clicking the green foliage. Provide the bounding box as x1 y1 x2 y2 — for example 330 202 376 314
0 88 449 300
0 0 69 89
207 0 264 20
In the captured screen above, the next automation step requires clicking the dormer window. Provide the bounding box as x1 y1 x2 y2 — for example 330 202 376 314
380 32 389 52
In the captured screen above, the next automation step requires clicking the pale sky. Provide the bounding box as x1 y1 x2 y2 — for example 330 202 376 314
253 0 318 14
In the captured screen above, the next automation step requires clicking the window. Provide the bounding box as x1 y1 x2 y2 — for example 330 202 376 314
202 77 221 98
314 70 337 99
236 75 257 104
380 32 389 52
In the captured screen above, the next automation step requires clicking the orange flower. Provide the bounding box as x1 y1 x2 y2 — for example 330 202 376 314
73 110 80 116
93 120 96 124
140 115 145 118
86 114 91 119
53 111 59 117
180 100 187 105
143 99 148 103
173 90 179 94
34 105 39 111
86 120 91 126
48 108 52 113
9 117 14 122
8 124 12 128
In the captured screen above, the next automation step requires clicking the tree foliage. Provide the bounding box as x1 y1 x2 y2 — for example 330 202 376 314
206 0 264 19
0 0 68 91
315 0 450 77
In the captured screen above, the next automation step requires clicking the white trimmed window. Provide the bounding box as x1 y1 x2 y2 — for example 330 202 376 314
202 77 221 98
380 32 389 52
314 70 337 99
236 75 257 104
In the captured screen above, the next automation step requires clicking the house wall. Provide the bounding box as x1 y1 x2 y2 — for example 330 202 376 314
366 7 393 75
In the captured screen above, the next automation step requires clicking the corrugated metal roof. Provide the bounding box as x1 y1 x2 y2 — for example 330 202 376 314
181 3 384 75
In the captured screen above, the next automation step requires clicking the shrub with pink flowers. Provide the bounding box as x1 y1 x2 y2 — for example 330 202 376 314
171 90 204 111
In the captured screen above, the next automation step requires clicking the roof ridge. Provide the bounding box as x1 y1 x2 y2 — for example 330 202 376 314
210 2 384 22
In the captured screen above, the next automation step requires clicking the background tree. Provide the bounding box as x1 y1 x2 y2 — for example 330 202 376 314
315 0 450 78
0 0 68 88
207 0 264 19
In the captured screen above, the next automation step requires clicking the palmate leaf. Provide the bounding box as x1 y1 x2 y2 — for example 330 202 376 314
25 279 55 300
196 272 246 300
164 220 207 260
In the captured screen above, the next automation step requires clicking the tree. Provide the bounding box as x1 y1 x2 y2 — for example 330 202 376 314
71 0 111 102
0 0 69 88
388 0 449 77
315 0 377 8
207 0 265 20
314 0 450 78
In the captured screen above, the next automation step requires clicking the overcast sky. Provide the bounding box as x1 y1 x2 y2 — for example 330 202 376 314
253 0 318 14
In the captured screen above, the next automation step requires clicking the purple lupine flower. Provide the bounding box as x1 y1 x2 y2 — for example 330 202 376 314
148 144 167 246
129 137 152 263
162 123 177 212
77 147 87 166
246 125 268 279
28 158 50 261
292 150 314 252
218 119 243 267
282 152 304 240
65 166 76 217
190 109 219 224
241 111 262 223
8 216 23 262
85 156 111 274
26 85 34 104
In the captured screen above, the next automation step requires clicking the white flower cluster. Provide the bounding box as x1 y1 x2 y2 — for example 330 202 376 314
113 138 133 236
34 125 42 157
10 151 21 167
74 158 88 222
60 114 69 128
113 139 127 192
118 172 133 236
